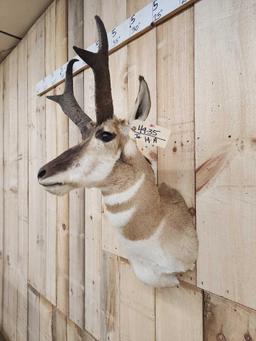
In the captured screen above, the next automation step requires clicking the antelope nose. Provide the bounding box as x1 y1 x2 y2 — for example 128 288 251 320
38 168 47 180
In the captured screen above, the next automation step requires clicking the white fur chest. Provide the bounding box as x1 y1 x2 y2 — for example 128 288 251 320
117 220 185 276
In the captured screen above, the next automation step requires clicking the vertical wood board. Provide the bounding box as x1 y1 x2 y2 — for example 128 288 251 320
39 296 53 341
3 48 19 341
204 292 256 340
195 0 256 309
0 60 4 327
28 287 40 341
17 37 29 341
55 0 69 315
157 6 196 286
119 259 155 341
27 14 47 296
100 252 120 341
68 0 85 328
156 284 203 341
45 1 57 306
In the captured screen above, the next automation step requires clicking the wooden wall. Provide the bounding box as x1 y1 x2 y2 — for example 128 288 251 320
1 0 256 340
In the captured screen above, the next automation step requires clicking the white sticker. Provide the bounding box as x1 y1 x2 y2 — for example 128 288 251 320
129 120 170 148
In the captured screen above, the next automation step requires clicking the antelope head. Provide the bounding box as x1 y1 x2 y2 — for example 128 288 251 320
38 16 151 196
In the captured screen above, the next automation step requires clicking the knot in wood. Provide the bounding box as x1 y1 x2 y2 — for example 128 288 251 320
7 254 11 266
244 332 252 341
216 333 226 341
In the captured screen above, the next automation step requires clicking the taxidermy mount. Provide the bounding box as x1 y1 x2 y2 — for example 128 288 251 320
38 16 198 287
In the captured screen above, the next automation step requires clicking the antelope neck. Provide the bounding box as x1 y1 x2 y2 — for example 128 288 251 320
101 161 164 240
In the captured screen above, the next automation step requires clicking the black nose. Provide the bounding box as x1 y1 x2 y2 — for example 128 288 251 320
38 168 46 179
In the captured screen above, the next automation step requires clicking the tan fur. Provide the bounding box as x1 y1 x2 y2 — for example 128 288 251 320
39 117 198 287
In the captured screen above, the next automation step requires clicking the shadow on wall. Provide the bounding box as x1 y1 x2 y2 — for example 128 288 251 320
0 333 7 341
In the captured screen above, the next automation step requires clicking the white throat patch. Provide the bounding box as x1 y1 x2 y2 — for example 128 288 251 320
103 173 145 206
106 206 136 228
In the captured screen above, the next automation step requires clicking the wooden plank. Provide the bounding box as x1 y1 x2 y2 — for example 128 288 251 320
3 48 19 341
83 0 101 47
156 284 203 341
39 296 53 341
82 42 102 336
68 0 84 58
195 0 256 309
0 57 4 327
17 37 29 341
27 13 47 296
204 292 256 340
67 319 96 341
84 188 102 339
119 259 155 341
55 0 69 315
100 252 120 341
126 0 150 14
44 0 57 306
28 286 40 341
68 0 85 328
157 7 195 218
52 308 67 341
157 7 195 285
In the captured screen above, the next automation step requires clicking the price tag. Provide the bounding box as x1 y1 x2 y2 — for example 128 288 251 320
130 120 170 148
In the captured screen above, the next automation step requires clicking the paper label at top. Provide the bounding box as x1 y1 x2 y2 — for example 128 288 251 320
129 120 170 148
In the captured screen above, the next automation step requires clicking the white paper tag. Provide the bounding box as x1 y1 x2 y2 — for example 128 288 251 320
129 120 170 148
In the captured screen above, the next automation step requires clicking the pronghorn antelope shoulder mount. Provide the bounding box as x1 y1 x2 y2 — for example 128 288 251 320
38 16 198 287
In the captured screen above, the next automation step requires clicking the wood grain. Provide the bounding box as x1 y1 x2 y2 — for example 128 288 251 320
156 284 203 341
17 37 29 341
27 13 46 298
52 308 67 341
67 319 97 341
157 6 196 286
100 252 120 341
0 54 4 328
39 296 53 341
28 286 40 341
119 259 155 341
3 48 19 341
45 1 57 306
68 0 85 328
195 0 256 309
204 292 256 340
55 0 69 315
85 188 102 339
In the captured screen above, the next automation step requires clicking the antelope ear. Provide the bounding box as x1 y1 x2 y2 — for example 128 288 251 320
129 76 151 122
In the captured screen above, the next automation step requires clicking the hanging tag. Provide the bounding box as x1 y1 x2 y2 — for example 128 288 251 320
129 120 170 148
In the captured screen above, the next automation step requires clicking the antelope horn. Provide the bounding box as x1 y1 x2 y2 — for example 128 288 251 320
47 59 92 139
73 15 113 125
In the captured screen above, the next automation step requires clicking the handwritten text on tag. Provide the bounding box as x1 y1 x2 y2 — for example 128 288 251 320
130 120 170 148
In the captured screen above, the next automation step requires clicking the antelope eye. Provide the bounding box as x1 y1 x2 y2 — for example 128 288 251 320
96 130 116 143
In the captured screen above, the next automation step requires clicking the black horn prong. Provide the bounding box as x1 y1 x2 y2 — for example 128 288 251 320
47 59 92 139
73 47 96 69
95 15 108 53
73 16 113 125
